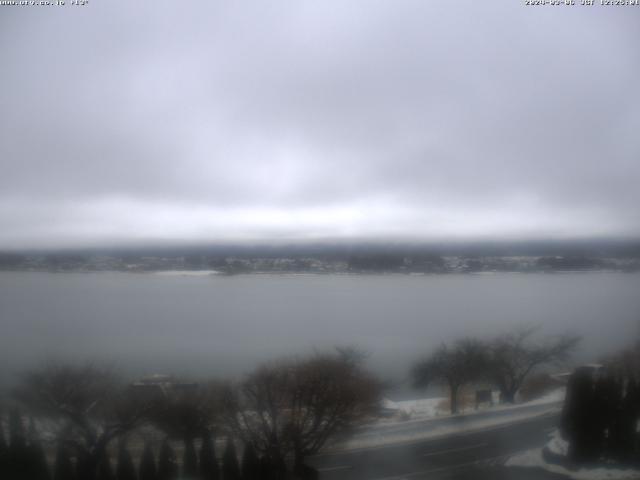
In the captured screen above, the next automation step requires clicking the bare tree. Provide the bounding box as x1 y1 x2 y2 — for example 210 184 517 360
488 326 580 403
223 350 382 469
148 380 224 478
412 338 487 414
601 340 640 378
222 361 290 465
15 364 158 479
150 380 223 437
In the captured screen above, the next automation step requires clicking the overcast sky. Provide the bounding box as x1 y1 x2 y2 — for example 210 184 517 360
1 1 639 249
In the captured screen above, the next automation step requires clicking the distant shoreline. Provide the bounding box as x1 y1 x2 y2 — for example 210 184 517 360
1 266 639 276
2 250 640 276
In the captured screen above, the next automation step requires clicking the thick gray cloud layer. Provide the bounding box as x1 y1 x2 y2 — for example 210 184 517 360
1 1 639 248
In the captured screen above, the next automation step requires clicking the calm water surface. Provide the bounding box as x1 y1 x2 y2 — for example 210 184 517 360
1 272 639 390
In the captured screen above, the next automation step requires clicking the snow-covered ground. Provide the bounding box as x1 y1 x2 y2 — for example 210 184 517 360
381 396 443 419
506 429 640 480
380 388 565 425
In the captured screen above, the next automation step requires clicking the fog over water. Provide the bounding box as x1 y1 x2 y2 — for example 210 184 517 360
1 271 638 394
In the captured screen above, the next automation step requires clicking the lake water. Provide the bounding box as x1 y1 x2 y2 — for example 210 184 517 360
1 271 639 393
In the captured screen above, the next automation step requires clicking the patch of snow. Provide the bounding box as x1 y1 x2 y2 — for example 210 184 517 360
154 270 221 276
383 396 444 418
547 429 569 457
526 388 566 405
506 429 640 480
381 398 399 409
507 447 640 480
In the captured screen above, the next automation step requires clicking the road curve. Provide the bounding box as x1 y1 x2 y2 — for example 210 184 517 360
308 412 567 480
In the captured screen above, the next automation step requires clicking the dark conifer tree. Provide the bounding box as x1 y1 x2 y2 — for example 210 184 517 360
116 443 137 480
0 415 5 451
97 450 115 480
0 414 8 479
240 443 260 480
608 376 625 459
630 378 640 458
27 417 51 480
157 439 178 480
258 456 271 480
183 436 198 478
618 378 639 460
269 455 287 480
561 367 597 463
199 433 219 480
600 373 619 456
53 443 75 480
9 409 26 449
592 374 610 456
8 408 29 480
76 448 100 480
139 441 157 480
221 439 241 480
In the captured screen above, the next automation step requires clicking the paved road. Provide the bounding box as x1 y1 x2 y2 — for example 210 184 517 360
308 412 567 480
345 402 562 446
